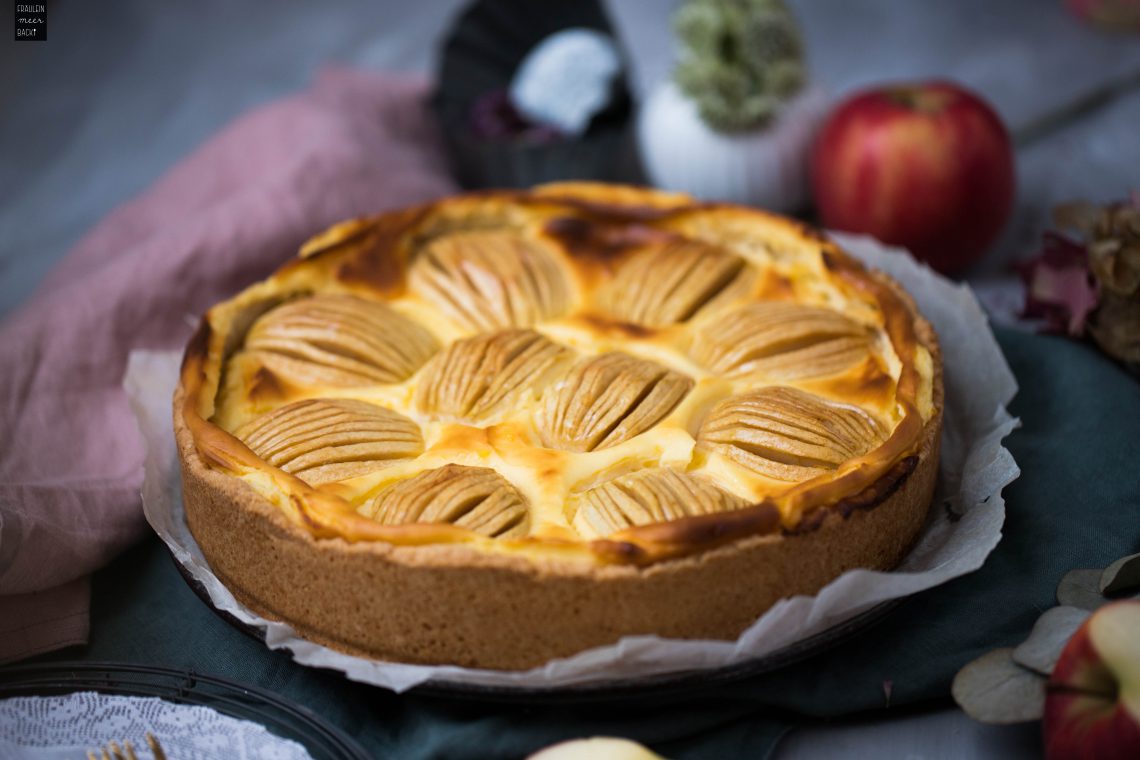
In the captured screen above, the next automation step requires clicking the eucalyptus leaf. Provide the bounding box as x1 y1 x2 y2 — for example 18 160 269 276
1011 606 1090 676
1100 552 1140 595
952 648 1046 724
1056 568 1106 610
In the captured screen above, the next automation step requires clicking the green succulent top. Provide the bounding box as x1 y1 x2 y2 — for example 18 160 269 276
673 0 806 132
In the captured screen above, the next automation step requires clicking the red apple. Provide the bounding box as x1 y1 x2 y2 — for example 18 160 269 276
811 81 1015 274
1044 600 1140 760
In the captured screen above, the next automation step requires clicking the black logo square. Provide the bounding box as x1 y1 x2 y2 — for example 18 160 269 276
15 2 47 41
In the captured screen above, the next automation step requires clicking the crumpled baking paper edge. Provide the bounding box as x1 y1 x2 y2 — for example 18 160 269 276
126 232 1020 693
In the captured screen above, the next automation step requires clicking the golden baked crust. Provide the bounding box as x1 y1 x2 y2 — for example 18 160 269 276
175 182 943 669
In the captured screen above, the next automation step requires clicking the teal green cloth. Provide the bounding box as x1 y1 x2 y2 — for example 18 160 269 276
28 328 1140 758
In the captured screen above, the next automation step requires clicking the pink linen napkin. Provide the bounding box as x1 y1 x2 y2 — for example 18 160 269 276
0 68 457 663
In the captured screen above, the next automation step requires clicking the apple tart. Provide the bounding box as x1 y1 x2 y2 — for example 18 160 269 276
175 182 942 670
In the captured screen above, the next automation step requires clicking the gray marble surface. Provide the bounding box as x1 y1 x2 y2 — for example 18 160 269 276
1 1 1137 756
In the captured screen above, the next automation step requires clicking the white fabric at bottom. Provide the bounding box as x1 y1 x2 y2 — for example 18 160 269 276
0 692 312 760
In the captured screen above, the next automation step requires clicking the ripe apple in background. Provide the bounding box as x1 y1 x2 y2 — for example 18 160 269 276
1044 600 1140 760
810 81 1015 274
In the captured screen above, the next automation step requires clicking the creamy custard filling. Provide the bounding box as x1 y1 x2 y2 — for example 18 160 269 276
181 188 938 565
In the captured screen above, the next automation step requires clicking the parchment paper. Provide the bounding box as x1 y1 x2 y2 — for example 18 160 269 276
126 233 1020 693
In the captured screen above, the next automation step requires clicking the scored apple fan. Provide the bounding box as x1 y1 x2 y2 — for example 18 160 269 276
540 352 694 452
568 468 749 539
364 464 529 538
244 294 439 386
408 229 572 331
689 302 872 380
596 240 749 327
415 329 574 422
233 399 423 486
696 386 886 482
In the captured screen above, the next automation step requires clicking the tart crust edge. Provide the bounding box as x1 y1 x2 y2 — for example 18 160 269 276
173 296 942 670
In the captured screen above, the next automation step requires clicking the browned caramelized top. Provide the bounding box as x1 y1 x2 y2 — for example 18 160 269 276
179 183 939 565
